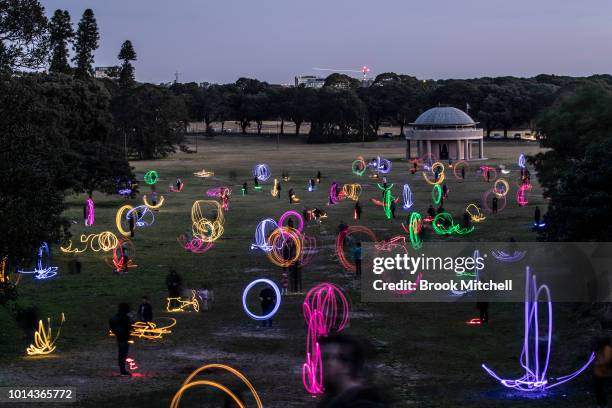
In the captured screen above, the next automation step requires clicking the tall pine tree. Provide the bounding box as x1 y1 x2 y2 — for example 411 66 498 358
72 8 99 79
118 40 137 88
48 9 73 74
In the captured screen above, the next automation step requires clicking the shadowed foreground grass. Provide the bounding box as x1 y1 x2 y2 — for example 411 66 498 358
0 136 599 407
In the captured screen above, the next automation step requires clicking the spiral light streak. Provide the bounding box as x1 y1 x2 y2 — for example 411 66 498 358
302 283 350 394
17 242 58 280
60 232 119 254
482 267 595 392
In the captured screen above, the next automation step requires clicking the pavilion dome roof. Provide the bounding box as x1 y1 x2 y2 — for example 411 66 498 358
412 106 476 127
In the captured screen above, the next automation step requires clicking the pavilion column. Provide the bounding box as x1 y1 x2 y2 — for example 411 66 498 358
406 139 411 160
456 140 462 160
479 138 484 159
426 140 432 158
465 139 469 160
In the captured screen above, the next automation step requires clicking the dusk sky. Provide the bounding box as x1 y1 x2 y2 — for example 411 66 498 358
41 0 612 85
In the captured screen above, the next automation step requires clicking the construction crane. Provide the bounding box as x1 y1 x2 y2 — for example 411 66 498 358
313 66 371 81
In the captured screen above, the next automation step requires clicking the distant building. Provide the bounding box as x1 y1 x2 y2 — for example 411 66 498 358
294 75 325 88
489 129 537 140
361 78 374 87
94 66 116 79
405 106 484 161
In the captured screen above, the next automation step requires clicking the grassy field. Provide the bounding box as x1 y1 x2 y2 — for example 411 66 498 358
0 136 599 407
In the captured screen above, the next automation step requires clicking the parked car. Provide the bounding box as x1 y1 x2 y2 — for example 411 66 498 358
223 128 233 133
383 132 393 138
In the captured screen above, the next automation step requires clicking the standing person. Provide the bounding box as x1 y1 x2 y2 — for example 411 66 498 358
316 170 321 184
83 197 89 224
442 183 449 199
476 301 489 324
175 177 182 191
463 211 472 229
128 212 135 238
390 200 396 219
427 205 436 220
354 200 362 221
259 286 276 328
280 269 289 296
288 188 294 204
486 168 491 182
534 206 541 226
412 161 418 174
492 196 498 214
151 190 158 207
73 256 82 274
461 166 465 180
138 296 153 322
593 336 612 408
308 178 316 192
120 241 130 273
277 181 282 199
253 176 259 190
109 303 133 377
318 334 388 408
197 284 214 311
293 260 302 294
353 242 362 278
242 182 248 195
166 269 182 299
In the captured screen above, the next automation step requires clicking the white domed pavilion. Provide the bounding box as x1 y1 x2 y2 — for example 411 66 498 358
405 106 484 161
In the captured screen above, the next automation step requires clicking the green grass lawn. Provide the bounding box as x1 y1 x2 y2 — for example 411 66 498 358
0 136 599 407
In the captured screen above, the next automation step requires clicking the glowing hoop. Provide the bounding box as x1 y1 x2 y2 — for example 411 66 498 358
126 205 155 228
367 156 392 174
453 160 469 180
170 364 262 408
116 205 134 237
143 170 159 185
432 184 442 205
336 226 377 272
480 165 497 181
266 227 302 268
422 162 445 185
482 189 508 213
143 194 164 209
191 200 225 243
351 157 366 176
302 283 350 394
252 164 271 182
278 210 305 233
493 178 510 198
242 278 281 320
109 239 137 272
